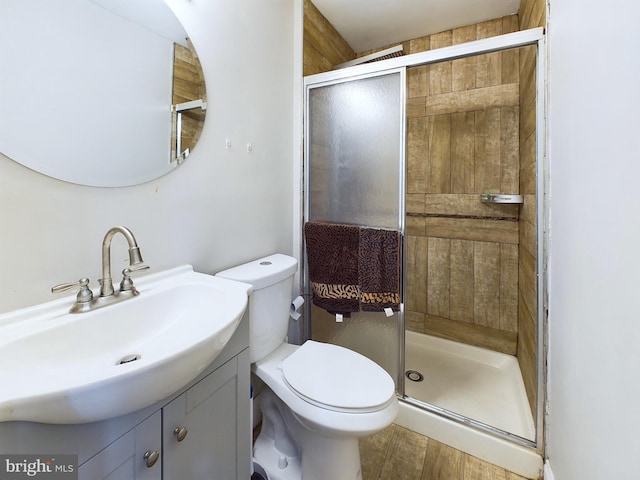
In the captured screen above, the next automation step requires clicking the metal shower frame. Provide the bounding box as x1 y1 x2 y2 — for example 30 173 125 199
302 26 547 454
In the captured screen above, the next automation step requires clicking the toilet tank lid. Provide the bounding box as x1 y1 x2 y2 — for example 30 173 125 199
215 253 297 290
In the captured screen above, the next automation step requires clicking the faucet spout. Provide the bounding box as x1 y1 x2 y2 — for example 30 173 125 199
100 226 144 298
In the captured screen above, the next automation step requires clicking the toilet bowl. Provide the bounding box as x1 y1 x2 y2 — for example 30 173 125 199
216 254 399 480
253 342 398 480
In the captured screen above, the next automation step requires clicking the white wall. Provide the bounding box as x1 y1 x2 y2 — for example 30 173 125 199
547 0 640 478
0 0 298 314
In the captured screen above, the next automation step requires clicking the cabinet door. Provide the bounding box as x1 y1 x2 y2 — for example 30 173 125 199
163 357 243 480
78 411 161 480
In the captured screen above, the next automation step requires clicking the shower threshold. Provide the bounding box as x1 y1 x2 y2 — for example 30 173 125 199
404 330 535 441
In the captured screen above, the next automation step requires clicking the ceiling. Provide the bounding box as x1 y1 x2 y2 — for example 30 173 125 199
312 0 521 53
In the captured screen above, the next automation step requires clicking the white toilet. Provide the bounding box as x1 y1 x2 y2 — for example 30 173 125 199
216 253 399 480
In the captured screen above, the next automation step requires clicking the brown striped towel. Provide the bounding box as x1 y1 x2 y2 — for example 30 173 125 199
304 221 401 315
304 222 360 315
359 227 401 312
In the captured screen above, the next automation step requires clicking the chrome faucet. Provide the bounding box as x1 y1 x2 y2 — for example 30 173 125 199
52 226 149 313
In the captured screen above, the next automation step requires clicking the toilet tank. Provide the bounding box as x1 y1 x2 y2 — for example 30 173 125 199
215 254 298 363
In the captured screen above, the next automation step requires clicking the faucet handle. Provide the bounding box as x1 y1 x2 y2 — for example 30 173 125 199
128 264 150 274
52 278 94 304
119 265 149 293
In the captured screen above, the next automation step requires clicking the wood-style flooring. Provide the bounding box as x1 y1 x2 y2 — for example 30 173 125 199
359 424 532 480
254 423 533 480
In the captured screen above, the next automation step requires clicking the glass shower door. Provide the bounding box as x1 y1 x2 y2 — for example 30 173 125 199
304 69 405 384
302 28 545 453
403 44 539 442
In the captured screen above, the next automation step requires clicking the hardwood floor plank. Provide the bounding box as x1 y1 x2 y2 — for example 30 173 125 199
359 424 396 480
506 472 531 480
378 426 429 480
463 454 508 480
358 424 537 480
421 439 463 480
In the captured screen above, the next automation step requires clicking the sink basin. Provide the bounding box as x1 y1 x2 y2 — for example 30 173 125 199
0 265 251 424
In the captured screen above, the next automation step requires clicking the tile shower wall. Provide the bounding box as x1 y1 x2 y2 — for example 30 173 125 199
303 1 544 416
518 0 546 418
401 15 522 357
303 0 354 76
360 12 543 416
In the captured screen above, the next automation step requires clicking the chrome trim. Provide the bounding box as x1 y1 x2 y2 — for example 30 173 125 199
401 396 537 450
304 28 544 85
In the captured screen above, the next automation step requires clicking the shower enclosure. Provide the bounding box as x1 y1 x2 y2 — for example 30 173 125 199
302 28 546 453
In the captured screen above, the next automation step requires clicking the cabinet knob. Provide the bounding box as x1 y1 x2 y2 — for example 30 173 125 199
173 426 188 442
143 450 159 468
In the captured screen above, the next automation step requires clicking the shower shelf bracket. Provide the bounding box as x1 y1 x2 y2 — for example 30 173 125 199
480 193 524 204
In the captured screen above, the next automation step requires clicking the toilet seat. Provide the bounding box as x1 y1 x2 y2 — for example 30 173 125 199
281 341 395 413
254 341 399 437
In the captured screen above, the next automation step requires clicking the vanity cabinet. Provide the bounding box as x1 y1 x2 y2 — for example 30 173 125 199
163 356 241 480
78 411 161 479
0 315 250 480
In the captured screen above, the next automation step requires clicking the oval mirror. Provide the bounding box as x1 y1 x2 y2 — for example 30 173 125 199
0 0 207 187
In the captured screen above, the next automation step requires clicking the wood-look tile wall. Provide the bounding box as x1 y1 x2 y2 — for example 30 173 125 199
172 41 206 158
403 15 523 356
303 0 547 416
303 0 355 76
518 0 546 418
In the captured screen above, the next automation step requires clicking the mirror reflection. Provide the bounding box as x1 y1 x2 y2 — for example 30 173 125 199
0 0 207 187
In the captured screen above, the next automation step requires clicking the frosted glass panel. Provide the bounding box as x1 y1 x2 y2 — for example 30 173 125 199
310 306 399 380
308 72 403 229
305 70 404 386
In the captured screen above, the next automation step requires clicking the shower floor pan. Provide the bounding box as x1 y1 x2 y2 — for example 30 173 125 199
404 330 535 440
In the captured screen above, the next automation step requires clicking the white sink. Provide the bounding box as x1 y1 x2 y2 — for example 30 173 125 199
0 265 251 424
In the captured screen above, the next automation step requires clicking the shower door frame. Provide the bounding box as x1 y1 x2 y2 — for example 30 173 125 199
302 27 547 454
302 67 407 389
